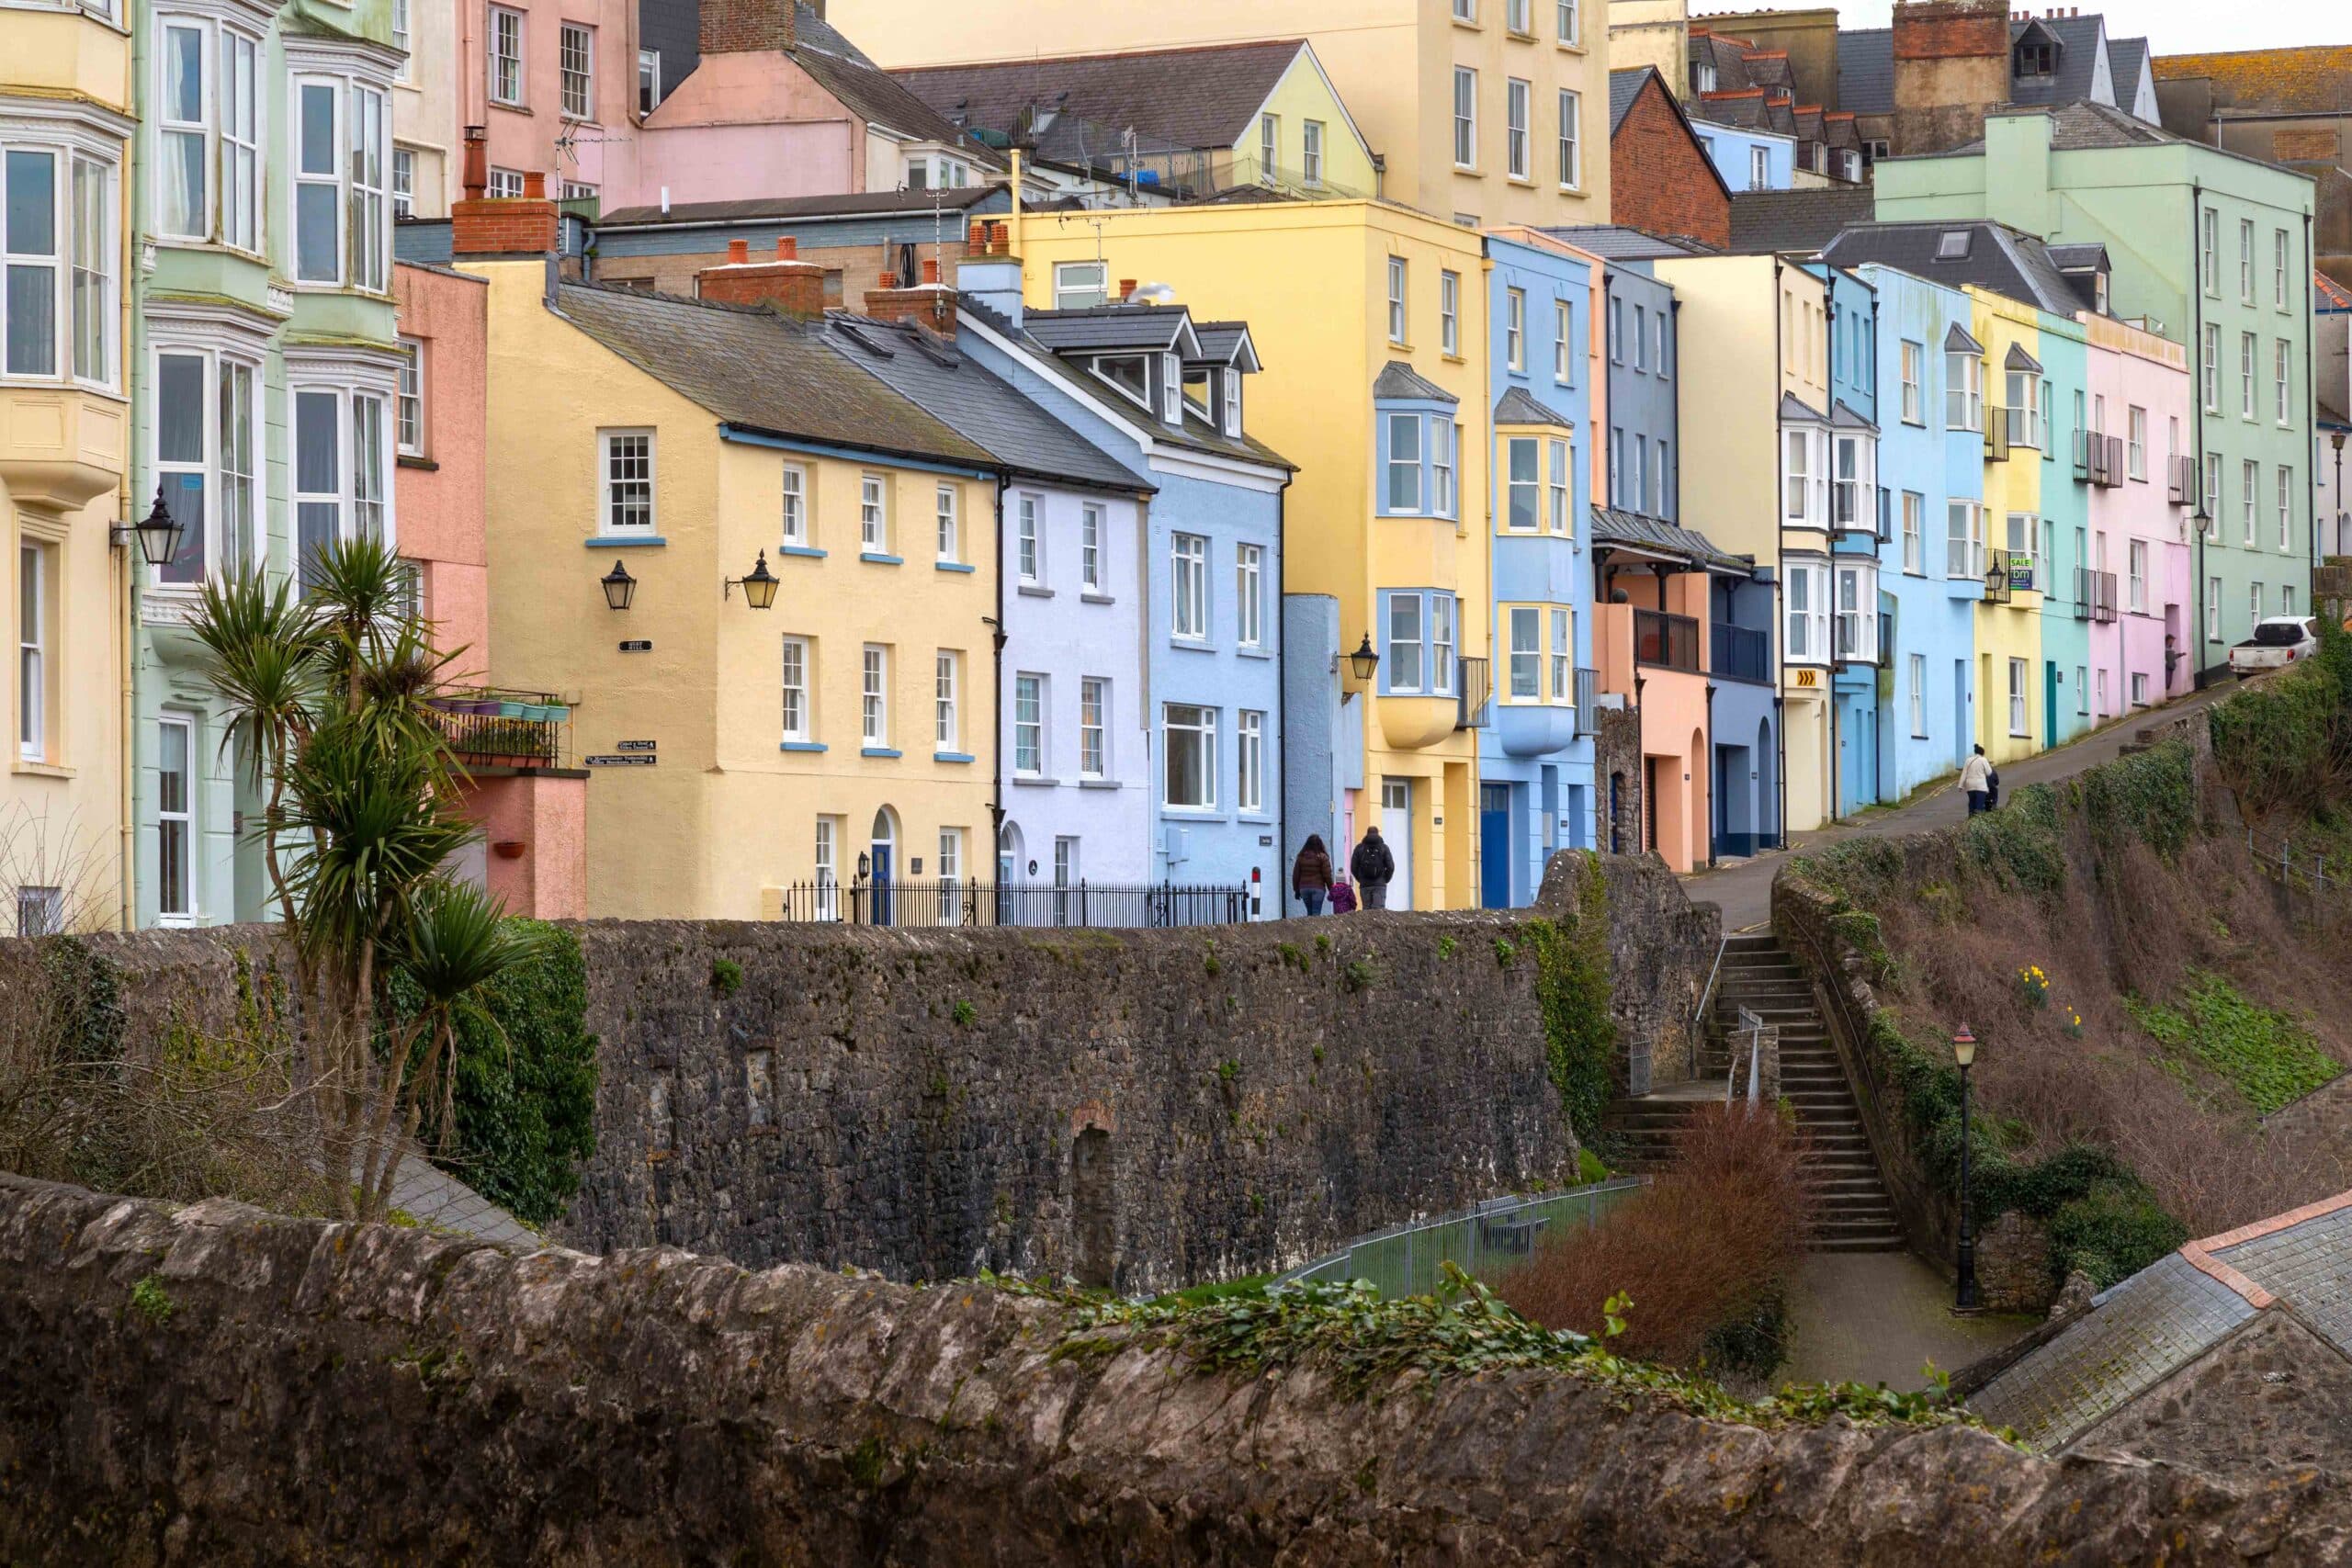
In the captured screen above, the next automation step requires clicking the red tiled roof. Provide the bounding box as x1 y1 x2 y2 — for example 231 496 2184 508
2317 271 2352 311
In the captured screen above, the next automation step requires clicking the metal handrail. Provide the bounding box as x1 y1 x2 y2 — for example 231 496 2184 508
1690 931 1728 1039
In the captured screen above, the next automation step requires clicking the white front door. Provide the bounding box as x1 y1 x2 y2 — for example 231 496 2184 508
1381 777 1414 911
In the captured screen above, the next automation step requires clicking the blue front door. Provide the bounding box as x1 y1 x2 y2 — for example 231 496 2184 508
1480 784 1512 909
872 844 894 926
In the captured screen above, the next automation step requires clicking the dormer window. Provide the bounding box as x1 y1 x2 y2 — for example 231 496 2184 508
1223 373 1242 439
2016 40 2055 77
1096 355 1149 406
1160 353 1182 423
1693 60 1717 94
1182 366 1213 421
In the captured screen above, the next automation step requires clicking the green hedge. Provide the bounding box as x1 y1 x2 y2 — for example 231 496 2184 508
397 919 598 1226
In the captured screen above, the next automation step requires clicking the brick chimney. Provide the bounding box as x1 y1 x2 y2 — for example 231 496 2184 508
1890 0 2011 155
865 265 957 337
452 168 558 257
697 234 827 318
701 0 794 55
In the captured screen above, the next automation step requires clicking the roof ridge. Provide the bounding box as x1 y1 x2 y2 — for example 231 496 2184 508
894 36 1306 71
560 277 790 320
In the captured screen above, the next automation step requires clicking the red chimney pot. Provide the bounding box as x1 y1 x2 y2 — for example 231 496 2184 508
776 235 798 260
522 171 547 199
922 257 940 285
1119 278 1137 300
727 238 750 265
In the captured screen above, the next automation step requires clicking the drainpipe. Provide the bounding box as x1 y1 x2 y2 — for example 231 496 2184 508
2190 180 2209 685
1273 479 1290 916
117 480 134 932
1826 273 1839 823
988 474 1010 874
1771 257 1791 852
2307 211 2319 584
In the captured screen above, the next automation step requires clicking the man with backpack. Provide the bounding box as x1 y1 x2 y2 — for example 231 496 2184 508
1350 826 1396 909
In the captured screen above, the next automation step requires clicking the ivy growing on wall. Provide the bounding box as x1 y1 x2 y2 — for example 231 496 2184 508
1521 853 1618 1145
395 919 598 1226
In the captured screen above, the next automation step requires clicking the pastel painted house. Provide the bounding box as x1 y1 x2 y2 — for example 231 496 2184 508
1811 261 1884 820
889 39 1379 202
947 255 1298 908
454 186 1000 921
2081 311 2197 715
1477 230 1599 906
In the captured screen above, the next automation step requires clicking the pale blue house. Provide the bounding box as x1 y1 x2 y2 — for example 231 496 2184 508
1478 233 1599 908
954 257 1298 915
1690 117 1799 193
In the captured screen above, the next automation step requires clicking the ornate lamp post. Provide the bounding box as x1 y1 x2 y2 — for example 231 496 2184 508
1952 1023 1980 1312
113 489 186 569
600 559 637 611
1347 634 1379 683
725 551 779 609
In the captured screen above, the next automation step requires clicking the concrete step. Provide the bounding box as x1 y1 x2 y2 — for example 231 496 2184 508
1814 1233 1907 1253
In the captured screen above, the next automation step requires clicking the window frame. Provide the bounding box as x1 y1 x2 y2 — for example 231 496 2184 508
560 21 594 121
861 644 889 748
780 463 808 547
1507 604 1541 699
1385 412 1423 513
1505 78 1531 181
1554 298 1571 382
860 472 888 553
155 713 196 924
1012 671 1045 776
1453 67 1477 169
1504 434 1539 532
0 144 119 389
1556 88 1580 188
2276 339 2292 428
1052 260 1107 310
935 482 960 565
395 336 424 457
1505 287 1525 371
1386 255 1408 345
1901 490 1924 575
1163 703 1217 811
934 649 959 751
1439 269 1459 356
1556 0 1578 44
17 541 45 762
2127 404 2145 480
1079 677 1107 779
1015 492 1041 582
488 5 525 107
1259 113 1278 183
1237 709 1265 814
1170 531 1208 641
1302 119 1325 187
639 49 661 116
597 427 655 537
780 635 810 742
1235 541 1263 649
1079 502 1102 592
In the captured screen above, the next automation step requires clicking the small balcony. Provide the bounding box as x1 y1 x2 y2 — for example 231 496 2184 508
1573 666 1600 736
1633 609 1701 673
2167 453 2197 507
2075 567 2119 624
1455 656 1492 730
432 690 574 771
1984 410 2012 462
1984 547 2016 605
1710 621 1771 683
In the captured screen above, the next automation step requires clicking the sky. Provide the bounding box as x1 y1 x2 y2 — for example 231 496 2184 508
1690 0 2350 54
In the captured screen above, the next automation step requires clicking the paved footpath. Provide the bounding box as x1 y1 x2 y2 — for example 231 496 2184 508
1681 683 2235 931
1780 1251 2041 1391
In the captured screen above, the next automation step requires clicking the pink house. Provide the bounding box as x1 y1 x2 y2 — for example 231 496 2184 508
395 259 588 920
458 0 639 207
600 0 1002 212
2082 313 2198 717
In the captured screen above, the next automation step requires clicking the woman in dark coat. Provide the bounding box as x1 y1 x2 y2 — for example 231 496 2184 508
1290 835 1335 915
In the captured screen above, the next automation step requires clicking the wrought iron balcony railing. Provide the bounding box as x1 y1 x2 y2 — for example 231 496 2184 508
1633 609 1701 673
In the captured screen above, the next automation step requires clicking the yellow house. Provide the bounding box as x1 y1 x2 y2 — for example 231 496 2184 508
830 0 1611 229
889 39 1381 203
1653 253 1837 831
1969 286 2046 768
456 195 998 920
1013 198 1491 908
0 0 132 931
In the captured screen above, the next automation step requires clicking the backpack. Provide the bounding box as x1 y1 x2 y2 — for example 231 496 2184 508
1329 879 1357 914
1986 768 2001 808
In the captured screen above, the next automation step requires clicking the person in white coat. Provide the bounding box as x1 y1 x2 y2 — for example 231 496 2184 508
1960 745 1993 817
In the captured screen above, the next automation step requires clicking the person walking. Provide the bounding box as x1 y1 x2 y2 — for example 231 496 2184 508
1351 826 1396 909
1960 744 1993 817
1290 834 1334 915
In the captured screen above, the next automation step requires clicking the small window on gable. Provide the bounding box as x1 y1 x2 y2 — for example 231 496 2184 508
1095 355 1149 406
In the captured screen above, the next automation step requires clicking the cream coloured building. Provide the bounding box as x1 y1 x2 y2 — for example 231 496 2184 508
824 0 1611 228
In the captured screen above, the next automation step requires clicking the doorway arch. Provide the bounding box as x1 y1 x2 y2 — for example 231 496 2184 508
869 806 899 926
1755 718 1778 850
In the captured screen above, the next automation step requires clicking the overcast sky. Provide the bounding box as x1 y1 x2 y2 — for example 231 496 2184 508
1690 1 2349 54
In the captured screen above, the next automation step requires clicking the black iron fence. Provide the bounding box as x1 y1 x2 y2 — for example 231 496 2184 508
772 879 1254 929
431 690 571 769
1984 547 2017 604
1634 609 1700 673
1455 655 1492 729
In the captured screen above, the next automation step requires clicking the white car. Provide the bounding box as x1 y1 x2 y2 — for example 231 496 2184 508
2227 615 2319 676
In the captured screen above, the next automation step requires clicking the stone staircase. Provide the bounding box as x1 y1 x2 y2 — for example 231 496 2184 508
1602 931 1904 1253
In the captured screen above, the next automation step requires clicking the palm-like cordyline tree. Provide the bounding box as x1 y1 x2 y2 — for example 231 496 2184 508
187 537 532 1221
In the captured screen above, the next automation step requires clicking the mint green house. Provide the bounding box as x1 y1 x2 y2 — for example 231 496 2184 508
133 0 404 925
1876 101 2318 683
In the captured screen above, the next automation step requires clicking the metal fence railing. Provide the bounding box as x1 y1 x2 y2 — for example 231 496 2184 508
431 690 571 769
1710 621 1770 682
1634 609 1700 673
771 879 1253 930
1274 1179 1647 1298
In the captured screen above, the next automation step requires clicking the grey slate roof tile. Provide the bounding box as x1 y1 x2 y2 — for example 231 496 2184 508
1025 306 1199 355
596 186 998 229
825 315 1152 492
892 40 1309 164
2007 14 2111 109
1494 387 1575 429
1779 390 1827 423
1838 28 1894 115
1535 224 1711 260
1591 507 1747 570
2214 1203 2352 1355
554 282 998 468
1726 187 1875 256
1610 68 1650 135
1819 220 2086 315
1374 361 1456 404
793 45 1006 170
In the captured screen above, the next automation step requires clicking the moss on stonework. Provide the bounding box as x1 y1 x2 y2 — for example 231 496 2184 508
1522 853 1617 1145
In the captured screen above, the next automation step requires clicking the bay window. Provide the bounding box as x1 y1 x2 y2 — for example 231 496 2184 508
1945 349 1981 431
159 22 209 239
1831 433 1871 527
1834 563 1876 663
1508 606 1540 698
1549 608 1571 702
292 74 390 290
294 80 341 282
1946 500 1982 581
154 344 260 586
1547 438 1568 533
291 375 395 588
0 138 116 385
1386 592 1422 693
1784 560 1828 662
1505 436 1539 530
1432 419 1457 518
1385 412 1422 512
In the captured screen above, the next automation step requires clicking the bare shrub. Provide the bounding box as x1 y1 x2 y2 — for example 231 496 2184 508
1495 1107 1813 1372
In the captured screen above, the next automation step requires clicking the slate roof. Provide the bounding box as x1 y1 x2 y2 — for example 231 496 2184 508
1693 89 1800 139
1609 69 1650 135
1742 51 1795 95
2152 46 2352 116
1945 321 1984 355
2007 14 2112 109
1830 400 1877 433
1819 220 2086 315
2109 37 2150 100
1024 305 1201 356
894 40 1311 165
1535 224 1711 261
1951 100 2181 154
1494 388 1575 429
1192 322 1259 369
1374 361 1456 405
792 44 1007 169
1725 187 1874 257
1971 1192 2352 1450
2047 243 2109 273
957 298 1294 470
552 282 997 469
596 186 999 229
1838 28 1894 115
1590 508 1748 571
1690 29 1765 96
823 314 1151 492
1778 391 1827 423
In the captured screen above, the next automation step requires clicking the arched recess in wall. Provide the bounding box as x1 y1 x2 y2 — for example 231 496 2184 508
1069 1104 1117 1291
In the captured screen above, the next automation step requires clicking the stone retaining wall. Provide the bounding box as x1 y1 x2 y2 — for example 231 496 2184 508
0 1173 2339 1567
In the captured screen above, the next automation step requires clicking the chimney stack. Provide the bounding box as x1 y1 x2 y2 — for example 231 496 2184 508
700 0 794 56
865 276 957 338
462 126 488 201
451 167 558 258
696 233 827 317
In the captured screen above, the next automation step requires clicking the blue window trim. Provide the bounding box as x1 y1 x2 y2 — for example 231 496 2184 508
585 536 666 548
1374 398 1461 521
861 747 904 759
1374 586 1461 698
860 551 904 566
935 560 977 574
778 544 827 559
780 740 828 752
933 750 977 764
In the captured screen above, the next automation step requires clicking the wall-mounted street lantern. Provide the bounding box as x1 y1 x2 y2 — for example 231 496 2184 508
112 489 185 570
726 550 779 610
600 559 637 611
1348 634 1380 683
